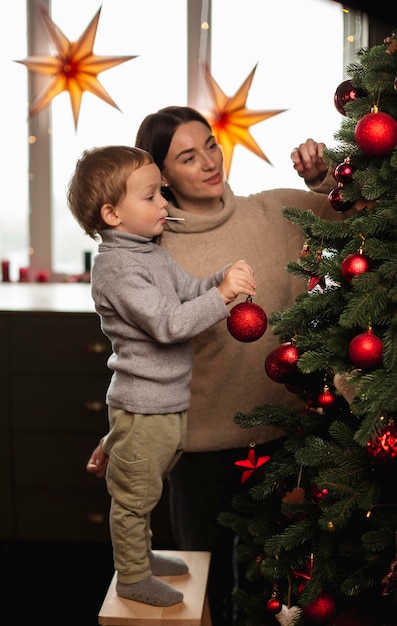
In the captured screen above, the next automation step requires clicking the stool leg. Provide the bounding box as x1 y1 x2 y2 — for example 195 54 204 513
202 594 212 626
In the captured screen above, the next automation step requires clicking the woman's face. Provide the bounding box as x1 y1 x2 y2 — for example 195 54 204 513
161 120 225 212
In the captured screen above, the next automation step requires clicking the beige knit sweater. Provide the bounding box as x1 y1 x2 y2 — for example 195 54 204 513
159 180 336 452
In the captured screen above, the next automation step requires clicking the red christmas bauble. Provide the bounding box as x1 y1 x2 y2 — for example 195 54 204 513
348 329 383 368
266 598 282 614
318 389 335 407
355 111 397 156
333 161 355 184
264 348 290 382
334 79 366 115
328 187 354 213
341 251 371 283
367 421 397 460
302 592 336 624
275 341 300 372
227 297 267 342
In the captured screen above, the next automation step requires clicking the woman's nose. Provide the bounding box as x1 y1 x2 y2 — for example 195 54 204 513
201 153 216 169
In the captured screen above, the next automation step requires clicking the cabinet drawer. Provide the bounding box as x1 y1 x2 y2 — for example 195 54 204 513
10 313 111 373
15 486 110 542
14 432 107 488
12 374 110 431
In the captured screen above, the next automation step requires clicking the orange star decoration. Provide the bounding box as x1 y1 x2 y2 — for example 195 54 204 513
203 64 286 178
16 3 137 128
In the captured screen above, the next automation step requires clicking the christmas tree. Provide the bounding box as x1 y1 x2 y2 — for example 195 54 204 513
220 32 397 626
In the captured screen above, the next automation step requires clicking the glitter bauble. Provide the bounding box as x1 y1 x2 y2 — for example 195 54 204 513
227 297 267 342
341 252 371 283
355 111 397 156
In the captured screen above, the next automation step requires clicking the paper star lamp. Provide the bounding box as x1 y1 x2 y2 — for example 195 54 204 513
235 444 270 484
203 64 285 178
16 3 137 128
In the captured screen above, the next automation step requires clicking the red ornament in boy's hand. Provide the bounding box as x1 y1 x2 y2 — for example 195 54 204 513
227 296 267 342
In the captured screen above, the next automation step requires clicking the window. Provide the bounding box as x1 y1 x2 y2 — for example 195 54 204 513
1 0 367 282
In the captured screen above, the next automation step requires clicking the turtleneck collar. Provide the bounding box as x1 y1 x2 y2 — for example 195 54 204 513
162 182 236 234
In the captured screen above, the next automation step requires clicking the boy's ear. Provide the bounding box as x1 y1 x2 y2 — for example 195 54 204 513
100 203 120 227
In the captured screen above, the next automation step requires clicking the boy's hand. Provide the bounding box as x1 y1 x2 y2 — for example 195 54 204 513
218 260 256 304
86 437 108 478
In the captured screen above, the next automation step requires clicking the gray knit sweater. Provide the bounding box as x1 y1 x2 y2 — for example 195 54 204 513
91 230 229 414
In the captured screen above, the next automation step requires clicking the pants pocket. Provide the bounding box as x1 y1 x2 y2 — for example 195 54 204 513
106 449 149 512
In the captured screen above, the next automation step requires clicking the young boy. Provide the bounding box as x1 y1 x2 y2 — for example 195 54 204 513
67 145 256 607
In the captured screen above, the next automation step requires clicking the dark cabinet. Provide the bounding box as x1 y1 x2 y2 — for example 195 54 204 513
0 284 175 546
0 304 112 541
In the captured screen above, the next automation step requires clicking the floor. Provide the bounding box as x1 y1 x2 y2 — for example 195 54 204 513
2 537 179 625
2 539 115 625
2 485 176 624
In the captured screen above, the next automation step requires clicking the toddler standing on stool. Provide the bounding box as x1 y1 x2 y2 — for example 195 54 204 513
67 145 256 607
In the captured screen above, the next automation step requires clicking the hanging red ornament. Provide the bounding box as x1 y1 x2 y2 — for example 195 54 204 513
235 443 271 483
341 250 371 283
333 159 355 184
267 597 282 614
302 592 336 624
328 186 354 212
367 420 397 461
354 108 397 156
317 385 335 408
275 341 300 372
264 348 290 382
267 585 283 615
334 79 366 115
227 296 267 342
348 328 383 368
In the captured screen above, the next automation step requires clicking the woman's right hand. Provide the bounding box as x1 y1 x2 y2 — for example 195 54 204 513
291 138 328 182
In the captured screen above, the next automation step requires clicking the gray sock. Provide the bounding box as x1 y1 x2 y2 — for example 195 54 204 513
148 550 189 576
116 575 183 606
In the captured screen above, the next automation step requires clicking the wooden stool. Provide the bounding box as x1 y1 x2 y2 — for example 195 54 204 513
98 550 212 625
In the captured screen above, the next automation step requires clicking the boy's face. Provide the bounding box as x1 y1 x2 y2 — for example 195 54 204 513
111 163 169 238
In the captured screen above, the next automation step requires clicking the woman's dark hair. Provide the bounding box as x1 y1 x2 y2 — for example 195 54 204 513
135 106 212 202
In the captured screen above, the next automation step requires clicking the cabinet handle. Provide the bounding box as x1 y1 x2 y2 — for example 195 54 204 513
87 512 107 525
84 400 105 412
86 342 109 354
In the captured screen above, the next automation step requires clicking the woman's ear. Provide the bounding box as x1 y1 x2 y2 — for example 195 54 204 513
161 178 169 188
100 203 120 227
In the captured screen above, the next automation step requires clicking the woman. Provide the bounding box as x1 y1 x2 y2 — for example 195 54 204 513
89 107 338 624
